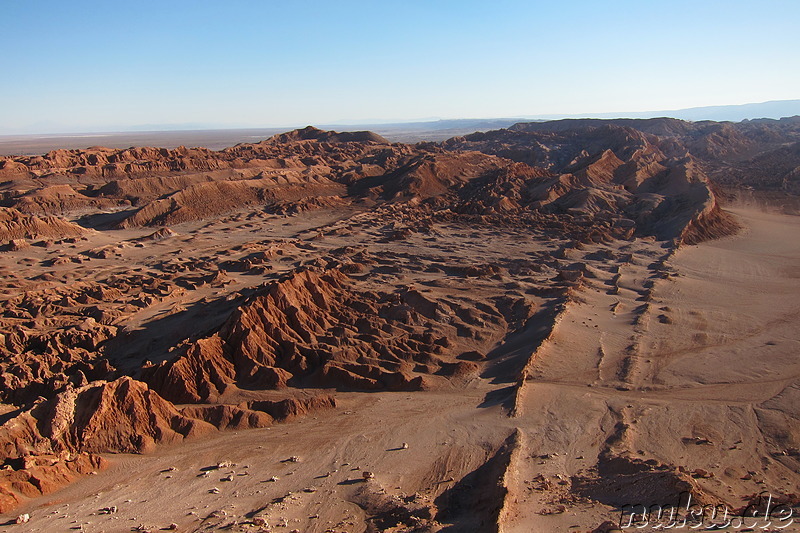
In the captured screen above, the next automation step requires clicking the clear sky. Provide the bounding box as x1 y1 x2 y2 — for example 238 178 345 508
2 0 798 134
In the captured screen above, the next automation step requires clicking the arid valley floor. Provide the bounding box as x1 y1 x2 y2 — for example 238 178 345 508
0 118 798 532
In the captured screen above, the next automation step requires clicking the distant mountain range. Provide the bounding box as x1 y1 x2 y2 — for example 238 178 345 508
347 100 800 141
538 99 800 123
1 100 798 155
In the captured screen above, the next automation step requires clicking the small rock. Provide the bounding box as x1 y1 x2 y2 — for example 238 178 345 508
692 468 713 479
592 522 623 533
401 442 409 449
16 514 30 524
209 487 220 494
363 471 375 480
8 239 29 251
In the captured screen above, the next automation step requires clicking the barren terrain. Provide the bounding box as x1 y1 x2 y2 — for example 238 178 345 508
0 118 797 531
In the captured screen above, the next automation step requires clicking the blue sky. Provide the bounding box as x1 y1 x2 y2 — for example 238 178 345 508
2 0 798 133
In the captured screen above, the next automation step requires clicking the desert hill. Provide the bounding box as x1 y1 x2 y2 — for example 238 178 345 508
0 123 739 243
490 116 800 193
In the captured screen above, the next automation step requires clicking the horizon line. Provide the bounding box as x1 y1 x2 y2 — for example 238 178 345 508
1 98 799 138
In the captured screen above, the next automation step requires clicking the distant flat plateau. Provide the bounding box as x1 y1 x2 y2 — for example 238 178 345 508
0 129 290 156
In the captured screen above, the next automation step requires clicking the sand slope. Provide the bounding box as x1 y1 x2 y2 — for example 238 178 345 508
503 208 800 531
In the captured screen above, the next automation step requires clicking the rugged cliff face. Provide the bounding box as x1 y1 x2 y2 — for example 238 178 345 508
451 115 800 193
443 123 740 242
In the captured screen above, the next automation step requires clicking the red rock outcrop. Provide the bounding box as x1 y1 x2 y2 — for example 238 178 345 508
0 452 106 513
6 184 120 215
144 268 530 401
443 123 738 243
0 375 335 512
0 377 211 511
0 123 751 243
266 125 389 144
116 174 346 228
0 207 85 242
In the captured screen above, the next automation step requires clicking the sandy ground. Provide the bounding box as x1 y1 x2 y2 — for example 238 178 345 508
505 207 800 531
1 389 516 532
2 207 799 532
